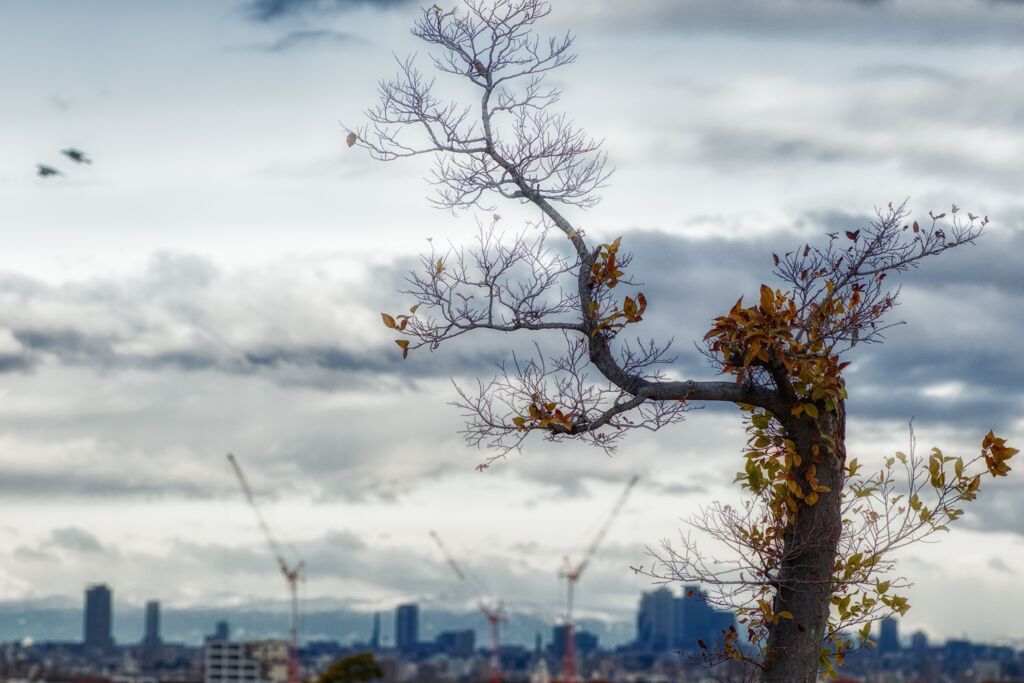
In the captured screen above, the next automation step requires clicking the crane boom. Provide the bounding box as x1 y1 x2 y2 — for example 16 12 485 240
226 453 303 683
570 474 639 578
429 530 504 683
429 530 468 581
227 453 290 575
558 474 639 683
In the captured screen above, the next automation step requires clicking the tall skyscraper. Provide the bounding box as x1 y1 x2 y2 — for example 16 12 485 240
143 600 161 647
878 617 899 653
395 603 419 654
84 584 114 654
910 630 928 664
370 612 380 650
636 587 675 651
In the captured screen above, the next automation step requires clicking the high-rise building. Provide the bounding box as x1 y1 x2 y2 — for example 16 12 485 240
435 629 475 657
550 624 571 661
206 621 231 643
395 604 419 654
574 631 598 657
84 584 114 654
370 612 380 650
635 584 736 653
910 630 928 664
144 600 162 648
878 617 899 653
636 587 675 652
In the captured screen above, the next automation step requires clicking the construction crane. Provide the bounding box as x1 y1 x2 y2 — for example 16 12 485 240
227 453 304 683
429 530 505 683
558 475 639 683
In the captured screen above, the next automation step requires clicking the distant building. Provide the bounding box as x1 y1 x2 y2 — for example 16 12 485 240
84 584 114 654
370 612 381 650
878 617 899 653
636 587 675 651
550 625 571 661
910 630 928 664
144 600 162 648
395 604 419 654
574 631 598 657
207 621 231 643
204 640 288 683
635 585 735 653
436 629 475 658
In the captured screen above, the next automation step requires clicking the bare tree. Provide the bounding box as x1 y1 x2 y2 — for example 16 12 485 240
348 2 1017 681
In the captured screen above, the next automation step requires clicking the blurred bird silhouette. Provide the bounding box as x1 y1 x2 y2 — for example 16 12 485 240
37 164 63 177
61 147 92 164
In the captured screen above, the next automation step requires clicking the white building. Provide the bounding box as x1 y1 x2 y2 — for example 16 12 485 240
204 640 289 683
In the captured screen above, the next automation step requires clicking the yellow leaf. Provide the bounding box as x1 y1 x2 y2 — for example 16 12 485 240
382 313 397 329
803 403 819 419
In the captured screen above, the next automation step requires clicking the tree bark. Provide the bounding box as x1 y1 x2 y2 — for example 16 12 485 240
761 404 847 683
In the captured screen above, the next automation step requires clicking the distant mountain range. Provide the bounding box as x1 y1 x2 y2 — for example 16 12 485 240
0 598 636 649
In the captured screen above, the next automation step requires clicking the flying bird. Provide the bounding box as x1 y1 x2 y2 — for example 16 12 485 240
36 164 62 177
61 147 92 164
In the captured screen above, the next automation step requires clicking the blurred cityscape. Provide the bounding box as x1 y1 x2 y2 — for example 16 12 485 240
1 582 1022 683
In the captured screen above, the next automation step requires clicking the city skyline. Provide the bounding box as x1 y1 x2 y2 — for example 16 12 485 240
1 581 1014 656
1 0 1022 652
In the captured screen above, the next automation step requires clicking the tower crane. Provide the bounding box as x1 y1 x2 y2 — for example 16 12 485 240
558 475 639 683
429 530 505 683
227 453 304 683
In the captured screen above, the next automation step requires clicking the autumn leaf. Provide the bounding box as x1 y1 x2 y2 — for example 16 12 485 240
845 230 860 241
382 313 397 329
395 339 410 359
346 132 358 148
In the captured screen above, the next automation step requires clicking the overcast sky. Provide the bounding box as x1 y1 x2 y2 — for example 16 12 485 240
1 0 1023 647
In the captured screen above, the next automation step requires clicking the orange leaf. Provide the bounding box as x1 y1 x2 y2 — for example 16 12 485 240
382 313 397 329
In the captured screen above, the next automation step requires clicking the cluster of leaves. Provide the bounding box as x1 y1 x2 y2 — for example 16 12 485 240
586 237 648 338
381 304 422 358
705 284 849 413
511 395 574 432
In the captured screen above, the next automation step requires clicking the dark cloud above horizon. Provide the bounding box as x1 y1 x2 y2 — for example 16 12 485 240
0 216 1019 508
245 0 410 22
236 29 363 52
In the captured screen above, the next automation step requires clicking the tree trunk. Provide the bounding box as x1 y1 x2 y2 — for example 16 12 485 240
761 404 847 683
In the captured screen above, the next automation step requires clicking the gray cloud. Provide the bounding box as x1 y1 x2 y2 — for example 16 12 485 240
245 0 410 22
0 253 497 389
0 223 1016 519
695 129 857 167
238 29 363 52
14 527 108 562
572 0 1024 43
49 527 105 554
